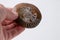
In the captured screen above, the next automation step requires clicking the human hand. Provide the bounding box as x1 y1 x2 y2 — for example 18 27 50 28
0 4 25 40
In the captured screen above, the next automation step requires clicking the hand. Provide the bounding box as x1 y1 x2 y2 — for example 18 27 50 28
0 4 25 40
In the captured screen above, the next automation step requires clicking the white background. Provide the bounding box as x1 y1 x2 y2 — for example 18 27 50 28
0 0 60 40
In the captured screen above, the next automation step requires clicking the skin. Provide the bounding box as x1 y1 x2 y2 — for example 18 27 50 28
0 4 25 40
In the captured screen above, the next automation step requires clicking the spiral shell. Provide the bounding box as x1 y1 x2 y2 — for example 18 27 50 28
14 3 42 28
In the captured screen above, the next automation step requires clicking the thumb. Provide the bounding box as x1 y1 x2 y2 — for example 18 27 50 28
6 8 18 21
0 5 7 23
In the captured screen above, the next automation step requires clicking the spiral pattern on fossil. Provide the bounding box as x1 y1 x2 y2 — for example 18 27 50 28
14 3 42 28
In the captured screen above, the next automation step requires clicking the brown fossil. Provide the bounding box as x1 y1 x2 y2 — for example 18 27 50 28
14 3 42 28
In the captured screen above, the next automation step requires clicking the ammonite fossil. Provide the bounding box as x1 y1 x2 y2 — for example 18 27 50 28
14 3 42 28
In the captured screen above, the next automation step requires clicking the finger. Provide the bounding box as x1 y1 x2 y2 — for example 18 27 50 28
4 22 16 30
0 24 6 40
0 5 7 23
2 19 13 26
7 8 18 15
6 8 18 21
7 26 25 39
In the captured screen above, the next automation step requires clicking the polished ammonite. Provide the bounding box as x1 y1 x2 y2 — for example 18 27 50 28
14 3 42 28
